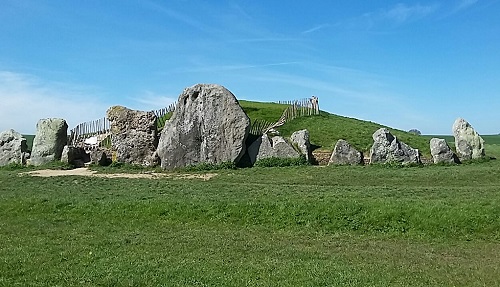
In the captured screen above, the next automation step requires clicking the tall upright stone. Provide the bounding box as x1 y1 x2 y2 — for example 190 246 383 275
30 118 68 166
290 129 312 162
0 129 29 166
106 106 159 166
452 118 485 160
369 128 420 164
156 84 250 169
329 139 363 165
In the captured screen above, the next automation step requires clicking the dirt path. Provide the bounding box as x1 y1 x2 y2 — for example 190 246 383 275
22 168 217 180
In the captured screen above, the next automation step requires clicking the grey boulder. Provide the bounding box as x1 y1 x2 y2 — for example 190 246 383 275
30 118 68 166
329 139 363 165
430 138 460 164
107 106 159 166
369 128 420 164
0 129 29 166
157 84 250 169
247 134 301 165
452 118 485 160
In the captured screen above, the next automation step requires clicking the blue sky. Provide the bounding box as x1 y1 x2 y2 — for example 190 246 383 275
1 0 499 135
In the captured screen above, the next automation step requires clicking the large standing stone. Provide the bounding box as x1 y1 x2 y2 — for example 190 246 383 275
290 129 312 162
157 84 250 169
430 138 460 164
30 118 68 166
452 118 485 160
106 106 159 167
247 135 301 165
329 139 363 165
369 128 421 164
0 129 29 166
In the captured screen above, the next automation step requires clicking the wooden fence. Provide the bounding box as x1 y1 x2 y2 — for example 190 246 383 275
69 97 317 146
68 103 177 149
277 97 320 117
68 117 111 148
250 97 320 136
154 103 176 131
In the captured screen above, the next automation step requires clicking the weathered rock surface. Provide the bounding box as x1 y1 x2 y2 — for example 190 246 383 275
88 147 113 166
247 135 301 165
452 118 485 160
30 118 68 166
329 139 363 165
61 145 90 167
369 128 421 164
107 106 159 166
0 129 29 166
430 138 460 164
290 129 312 162
157 84 250 169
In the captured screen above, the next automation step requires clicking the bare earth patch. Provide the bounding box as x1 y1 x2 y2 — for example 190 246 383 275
22 168 217 180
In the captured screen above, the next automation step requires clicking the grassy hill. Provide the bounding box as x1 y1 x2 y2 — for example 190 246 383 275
240 100 432 156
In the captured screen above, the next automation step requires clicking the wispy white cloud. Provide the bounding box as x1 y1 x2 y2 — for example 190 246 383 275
302 24 330 34
176 61 301 74
143 1 217 35
245 65 391 103
129 91 177 111
382 3 439 23
228 37 300 43
0 71 111 134
344 3 440 30
456 0 479 11
447 0 481 14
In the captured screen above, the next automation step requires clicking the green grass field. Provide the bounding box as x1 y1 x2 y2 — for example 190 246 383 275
1 157 500 286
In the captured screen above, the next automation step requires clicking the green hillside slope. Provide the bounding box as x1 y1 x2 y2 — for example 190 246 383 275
239 100 431 156
239 100 290 123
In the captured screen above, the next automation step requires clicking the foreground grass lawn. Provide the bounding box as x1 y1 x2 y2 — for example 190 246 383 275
1 160 499 286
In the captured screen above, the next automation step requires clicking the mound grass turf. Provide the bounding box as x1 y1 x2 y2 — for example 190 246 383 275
239 100 431 156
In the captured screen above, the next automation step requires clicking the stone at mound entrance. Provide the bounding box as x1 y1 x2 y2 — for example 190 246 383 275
430 138 460 164
452 118 485 160
30 118 68 166
0 129 29 166
329 139 363 165
290 129 312 162
369 128 421 164
157 84 250 170
107 106 159 167
247 134 301 165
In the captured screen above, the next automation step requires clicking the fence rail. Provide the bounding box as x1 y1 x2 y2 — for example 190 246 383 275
69 97 317 147
68 103 177 149
68 117 111 149
154 103 176 131
250 97 320 136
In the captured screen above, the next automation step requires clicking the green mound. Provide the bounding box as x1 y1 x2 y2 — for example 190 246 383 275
239 100 431 156
239 100 290 123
